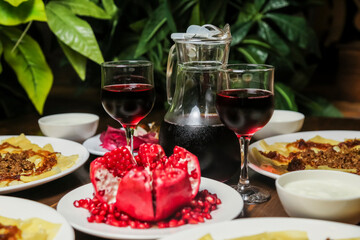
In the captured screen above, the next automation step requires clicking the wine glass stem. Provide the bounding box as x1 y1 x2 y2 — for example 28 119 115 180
125 126 137 164
237 135 251 191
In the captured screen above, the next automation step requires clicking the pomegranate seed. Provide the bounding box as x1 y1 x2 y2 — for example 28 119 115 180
74 188 221 229
169 219 178 227
73 200 80 208
188 218 198 224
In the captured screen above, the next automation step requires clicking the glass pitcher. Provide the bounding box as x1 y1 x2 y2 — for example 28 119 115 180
159 24 240 180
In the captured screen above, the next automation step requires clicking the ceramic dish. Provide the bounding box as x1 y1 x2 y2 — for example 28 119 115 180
39 113 99 142
57 178 244 239
248 130 360 179
0 135 89 194
276 170 360 224
159 217 360 240
0 195 74 240
82 134 107 156
253 110 304 140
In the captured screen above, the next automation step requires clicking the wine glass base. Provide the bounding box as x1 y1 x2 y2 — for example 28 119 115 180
230 184 270 204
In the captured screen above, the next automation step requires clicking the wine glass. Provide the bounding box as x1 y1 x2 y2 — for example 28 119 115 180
101 60 155 157
215 64 274 204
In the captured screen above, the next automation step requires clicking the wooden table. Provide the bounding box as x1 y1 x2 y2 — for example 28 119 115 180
1 111 360 239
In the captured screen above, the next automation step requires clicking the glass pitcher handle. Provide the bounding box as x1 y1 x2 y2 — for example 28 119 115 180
166 44 176 104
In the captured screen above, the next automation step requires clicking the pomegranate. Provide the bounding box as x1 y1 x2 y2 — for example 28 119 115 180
90 143 201 221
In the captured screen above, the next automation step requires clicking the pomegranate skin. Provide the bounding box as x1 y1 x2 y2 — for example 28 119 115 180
116 169 154 221
152 168 193 221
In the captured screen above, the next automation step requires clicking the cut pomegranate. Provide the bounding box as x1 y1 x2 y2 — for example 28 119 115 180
89 143 201 221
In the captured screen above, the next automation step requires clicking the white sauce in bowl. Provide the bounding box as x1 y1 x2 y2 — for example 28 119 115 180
284 179 360 199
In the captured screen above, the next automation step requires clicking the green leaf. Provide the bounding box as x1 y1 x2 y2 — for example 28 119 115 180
231 21 253 46
164 0 177 32
178 0 196 16
0 26 53 114
134 3 170 58
262 0 290 13
189 1 200 25
296 93 343 117
202 0 227 24
274 82 298 111
102 0 118 17
242 38 272 50
258 21 290 56
58 38 86 81
135 25 170 58
0 0 46 26
129 19 147 33
236 45 268 64
50 0 111 19
236 1 259 24
46 2 104 64
4 0 28 7
254 0 266 11
265 13 320 55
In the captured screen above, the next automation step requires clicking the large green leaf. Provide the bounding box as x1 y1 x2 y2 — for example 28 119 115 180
231 21 253 46
0 26 53 114
134 2 170 58
258 21 290 56
0 0 46 26
51 0 111 19
262 0 290 13
265 13 320 55
45 2 104 64
4 0 28 7
236 1 260 24
236 45 268 64
274 82 297 111
102 0 118 17
58 38 86 81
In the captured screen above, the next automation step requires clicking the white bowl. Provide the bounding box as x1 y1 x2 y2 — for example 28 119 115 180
38 113 99 142
254 110 304 139
276 170 360 224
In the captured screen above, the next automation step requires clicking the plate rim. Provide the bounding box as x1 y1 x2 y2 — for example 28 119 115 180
57 177 244 239
249 130 360 179
0 195 75 240
158 217 360 240
0 135 90 194
83 134 107 156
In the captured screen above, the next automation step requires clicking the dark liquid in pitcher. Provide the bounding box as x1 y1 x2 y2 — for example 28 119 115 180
159 117 240 181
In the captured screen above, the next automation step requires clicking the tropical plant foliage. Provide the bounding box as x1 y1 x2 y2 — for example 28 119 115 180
100 0 341 116
0 0 116 115
0 0 342 117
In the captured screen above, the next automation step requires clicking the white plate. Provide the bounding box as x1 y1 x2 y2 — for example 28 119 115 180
83 134 108 156
0 135 89 194
159 217 360 240
57 177 244 239
0 195 74 239
249 130 360 179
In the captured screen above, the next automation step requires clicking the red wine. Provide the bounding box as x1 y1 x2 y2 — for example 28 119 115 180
216 89 274 136
101 83 155 127
159 117 240 181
